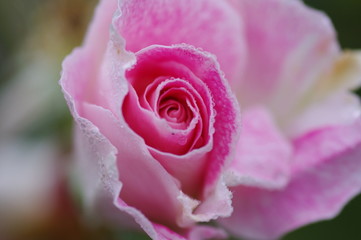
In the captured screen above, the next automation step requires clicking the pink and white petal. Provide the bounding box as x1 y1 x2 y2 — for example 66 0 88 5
150 149 211 200
75 123 189 240
188 225 228 240
193 177 233 221
285 51 361 137
152 223 228 240
79 102 231 238
114 0 246 84
81 102 191 226
60 29 125 214
235 0 339 115
115 199 187 240
286 92 361 137
303 51 361 100
152 223 188 240
225 107 292 189
219 119 361 240
292 117 361 174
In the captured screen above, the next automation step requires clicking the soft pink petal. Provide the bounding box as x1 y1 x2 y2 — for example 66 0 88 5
188 225 228 240
152 223 187 240
220 119 361 240
150 149 210 199
73 115 194 240
74 117 225 240
114 0 246 84
286 92 361 138
292 117 361 174
225 107 291 189
235 0 339 116
285 51 361 137
81 103 184 225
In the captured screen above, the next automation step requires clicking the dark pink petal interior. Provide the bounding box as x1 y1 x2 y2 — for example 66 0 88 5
123 58 210 156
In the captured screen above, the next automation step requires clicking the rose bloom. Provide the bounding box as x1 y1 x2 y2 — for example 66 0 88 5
60 0 361 239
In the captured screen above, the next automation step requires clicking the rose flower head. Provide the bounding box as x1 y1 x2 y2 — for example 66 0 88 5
60 0 361 239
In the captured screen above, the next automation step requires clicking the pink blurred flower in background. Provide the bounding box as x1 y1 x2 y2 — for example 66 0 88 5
60 0 361 239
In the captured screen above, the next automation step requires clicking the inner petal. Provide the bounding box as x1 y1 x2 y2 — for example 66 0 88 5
159 99 185 122
158 88 194 127
123 77 206 155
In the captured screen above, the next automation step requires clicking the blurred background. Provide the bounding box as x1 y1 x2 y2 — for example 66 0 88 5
0 0 360 239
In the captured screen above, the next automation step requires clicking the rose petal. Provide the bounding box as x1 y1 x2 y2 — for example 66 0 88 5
285 51 361 137
81 102 184 222
114 0 246 84
235 0 339 118
225 107 292 189
74 116 191 240
188 225 228 240
124 84 201 155
124 56 211 155
220 119 361 240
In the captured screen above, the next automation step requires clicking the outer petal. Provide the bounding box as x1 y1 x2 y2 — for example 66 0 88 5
235 0 339 117
220 119 361 240
74 117 180 240
114 0 246 85
225 107 291 190
285 51 361 137
187 225 227 240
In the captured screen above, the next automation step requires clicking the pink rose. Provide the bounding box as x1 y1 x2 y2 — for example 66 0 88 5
60 0 361 239
61 0 240 239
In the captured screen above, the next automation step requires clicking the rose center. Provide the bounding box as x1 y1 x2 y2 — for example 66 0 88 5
157 87 194 128
159 98 184 122
122 49 211 155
